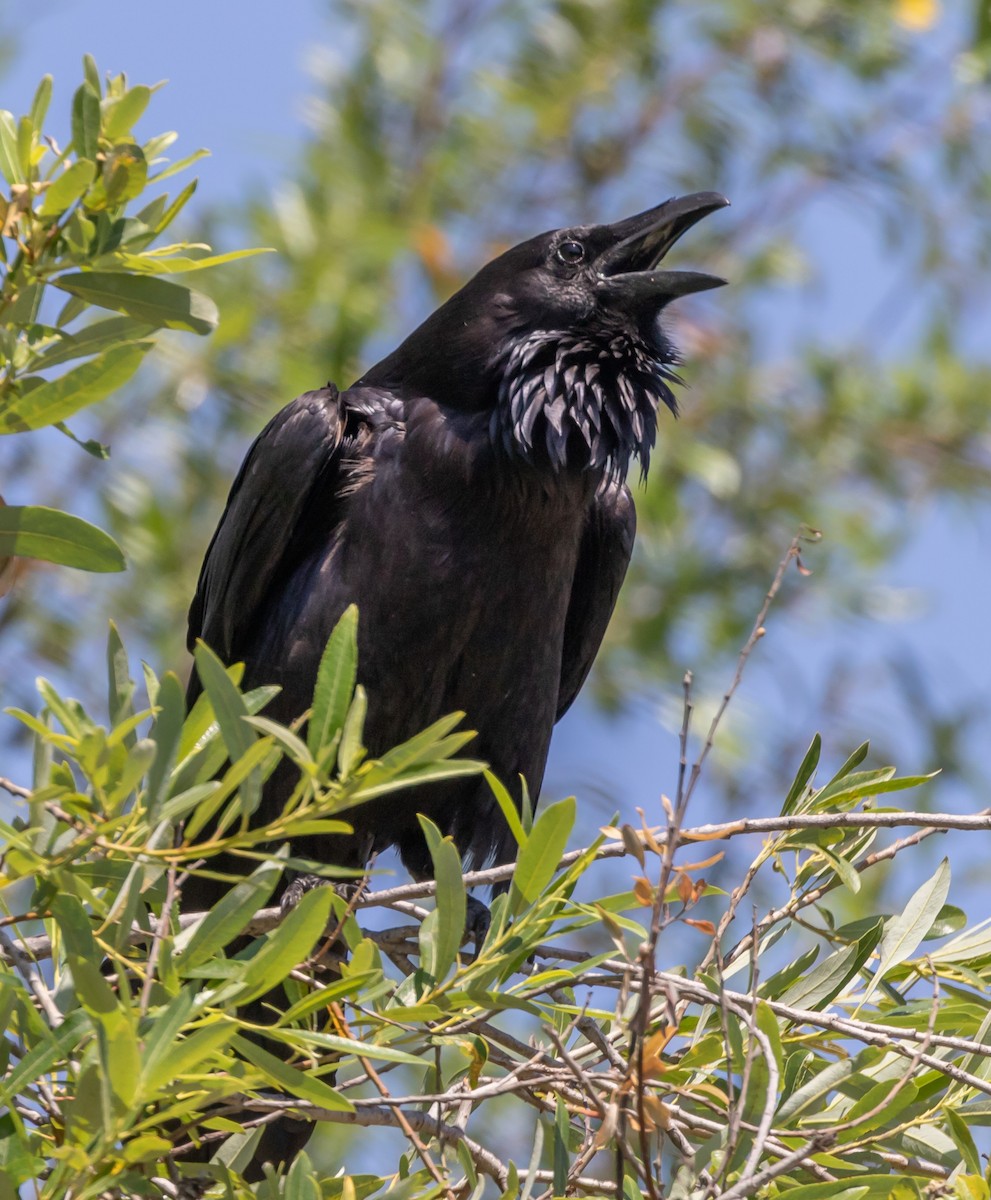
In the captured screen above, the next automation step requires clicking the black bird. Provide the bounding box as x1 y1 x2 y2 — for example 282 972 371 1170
183 191 726 1168
187 189 726 906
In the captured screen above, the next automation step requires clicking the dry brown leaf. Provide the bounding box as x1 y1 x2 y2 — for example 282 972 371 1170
685 918 717 936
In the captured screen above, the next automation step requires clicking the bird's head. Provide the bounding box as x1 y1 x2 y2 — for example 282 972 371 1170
362 191 729 480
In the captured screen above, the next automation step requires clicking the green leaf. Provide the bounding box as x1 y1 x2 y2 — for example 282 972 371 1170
106 620 134 733
38 159 97 216
271 1028 425 1066
553 1096 569 1194
309 605 358 758
418 816 466 982
945 1106 982 1175
0 341 152 432
227 884 335 1005
775 1057 856 1123
192 641 256 763
233 1034 353 1112
779 921 882 1011
103 85 151 140
53 271 218 335
835 1077 919 1142
30 75 53 134
112 246 274 274
509 795 576 913
338 685 367 779
924 903 966 940
85 141 148 209
0 111 22 184
782 733 821 812
284 1152 322 1200
36 316 156 369
0 505 125 572
146 671 185 816
16 116 33 181
82 54 101 96
71 82 100 161
142 1022 234 1096
176 857 283 969
861 858 951 1006
485 770 526 847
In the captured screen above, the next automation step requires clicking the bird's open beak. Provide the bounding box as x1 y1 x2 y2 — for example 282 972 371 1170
595 191 729 300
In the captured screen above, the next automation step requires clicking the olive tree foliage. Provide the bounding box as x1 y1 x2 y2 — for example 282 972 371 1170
4 602 991 1198
0 57 266 583
3 0 990 811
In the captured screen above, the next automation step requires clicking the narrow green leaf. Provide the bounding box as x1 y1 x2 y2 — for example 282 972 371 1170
103 85 151 140
418 816 466 981
0 505 125 572
143 1022 234 1096
16 116 33 180
228 884 335 1005
309 605 358 758
861 858 951 1006
192 641 256 763
284 1152 321 1200
812 769 937 811
835 1078 919 1142
553 1098 569 1194
0 111 22 183
147 147 209 182
36 314 154 369
271 1028 425 1066
106 620 134 734
71 82 100 160
146 671 185 816
782 732 821 813
155 178 196 232
30 75 53 134
337 685 367 779
485 770 526 847
112 246 273 274
38 158 97 216
53 271 218 334
0 341 151 432
82 55 101 97
945 1107 982 1175
779 921 882 1011
176 857 283 969
776 1057 856 1123
509 796 575 913
233 1034 353 1112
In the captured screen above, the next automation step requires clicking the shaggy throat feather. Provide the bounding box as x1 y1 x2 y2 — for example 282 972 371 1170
490 331 679 481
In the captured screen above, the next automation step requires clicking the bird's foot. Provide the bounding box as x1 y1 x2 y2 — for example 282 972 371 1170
465 894 491 951
280 873 365 915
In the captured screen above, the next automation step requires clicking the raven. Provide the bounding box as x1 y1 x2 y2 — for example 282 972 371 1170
183 191 726 1170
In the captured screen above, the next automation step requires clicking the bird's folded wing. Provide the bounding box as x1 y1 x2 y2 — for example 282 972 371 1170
556 480 636 722
187 385 346 672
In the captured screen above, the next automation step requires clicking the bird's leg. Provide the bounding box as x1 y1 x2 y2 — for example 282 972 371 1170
464 893 491 951
280 872 331 913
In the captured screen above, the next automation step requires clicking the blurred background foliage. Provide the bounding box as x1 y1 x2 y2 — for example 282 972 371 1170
2 0 990 845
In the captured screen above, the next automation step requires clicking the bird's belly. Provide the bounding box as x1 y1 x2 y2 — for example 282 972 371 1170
252 474 589 868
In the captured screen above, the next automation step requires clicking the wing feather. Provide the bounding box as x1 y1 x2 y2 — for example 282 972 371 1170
556 481 636 722
186 386 346 682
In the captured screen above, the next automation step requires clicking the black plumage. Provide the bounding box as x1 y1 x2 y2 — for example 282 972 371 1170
186 191 727 897
183 190 727 1177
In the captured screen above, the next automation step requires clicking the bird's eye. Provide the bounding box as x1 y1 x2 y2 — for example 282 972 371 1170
556 239 585 265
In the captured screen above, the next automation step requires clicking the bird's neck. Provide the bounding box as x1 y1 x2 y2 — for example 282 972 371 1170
487 329 674 481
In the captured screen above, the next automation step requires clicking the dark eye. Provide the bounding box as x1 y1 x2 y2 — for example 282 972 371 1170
556 239 585 265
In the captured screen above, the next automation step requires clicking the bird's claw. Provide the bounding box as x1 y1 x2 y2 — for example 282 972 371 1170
280 873 364 915
465 894 491 951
